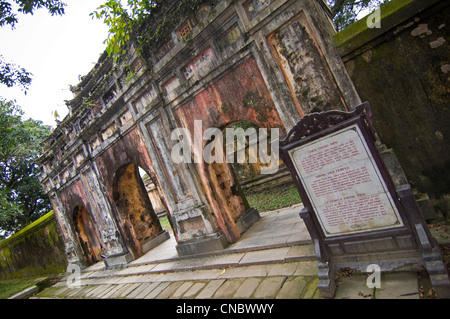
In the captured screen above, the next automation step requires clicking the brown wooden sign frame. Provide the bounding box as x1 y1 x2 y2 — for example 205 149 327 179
279 102 449 298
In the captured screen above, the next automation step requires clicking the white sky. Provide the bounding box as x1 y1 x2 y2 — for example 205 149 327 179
0 0 109 127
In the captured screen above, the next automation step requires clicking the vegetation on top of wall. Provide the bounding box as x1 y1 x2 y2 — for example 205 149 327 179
41 1 212 154
333 0 439 56
0 210 67 280
0 211 54 249
91 0 207 61
326 0 389 31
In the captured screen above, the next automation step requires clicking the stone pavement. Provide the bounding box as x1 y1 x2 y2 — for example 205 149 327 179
34 204 428 300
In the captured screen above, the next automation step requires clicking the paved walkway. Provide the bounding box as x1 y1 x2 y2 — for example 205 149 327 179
35 204 427 299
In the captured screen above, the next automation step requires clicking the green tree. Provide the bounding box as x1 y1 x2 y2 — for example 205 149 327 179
91 0 203 59
326 0 389 31
0 0 66 91
0 99 52 238
90 0 158 58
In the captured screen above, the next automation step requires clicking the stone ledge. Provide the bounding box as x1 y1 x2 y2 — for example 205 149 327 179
176 232 229 257
333 0 442 58
8 286 39 299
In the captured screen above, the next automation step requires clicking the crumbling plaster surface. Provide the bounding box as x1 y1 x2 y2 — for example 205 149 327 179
113 163 162 259
173 56 284 242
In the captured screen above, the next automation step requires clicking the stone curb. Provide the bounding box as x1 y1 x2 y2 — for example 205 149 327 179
8 285 39 299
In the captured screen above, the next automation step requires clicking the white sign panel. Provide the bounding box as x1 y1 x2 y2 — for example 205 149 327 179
289 124 403 237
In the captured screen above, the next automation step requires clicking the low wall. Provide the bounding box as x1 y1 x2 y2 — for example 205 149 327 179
334 0 450 201
0 211 67 280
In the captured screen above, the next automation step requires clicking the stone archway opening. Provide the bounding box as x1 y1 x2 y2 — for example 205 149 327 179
140 169 168 219
72 205 103 266
226 121 275 195
113 163 169 260
203 121 271 243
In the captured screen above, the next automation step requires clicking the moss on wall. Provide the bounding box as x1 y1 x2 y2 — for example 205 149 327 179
333 0 450 198
0 211 67 280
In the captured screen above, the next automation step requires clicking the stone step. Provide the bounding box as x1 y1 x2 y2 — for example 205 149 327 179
120 234 312 270
35 259 320 299
77 204 312 278
78 244 315 281
35 265 423 300
35 205 320 299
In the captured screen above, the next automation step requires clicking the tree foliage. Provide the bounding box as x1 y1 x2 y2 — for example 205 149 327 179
0 56 32 91
0 0 66 91
91 0 204 60
90 0 157 58
326 0 388 31
0 99 52 238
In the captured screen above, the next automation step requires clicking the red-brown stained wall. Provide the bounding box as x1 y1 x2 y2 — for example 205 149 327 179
58 179 103 264
174 57 284 132
94 126 163 259
59 179 94 225
173 57 284 243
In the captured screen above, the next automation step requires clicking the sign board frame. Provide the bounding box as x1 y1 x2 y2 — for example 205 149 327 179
288 122 405 238
279 102 449 298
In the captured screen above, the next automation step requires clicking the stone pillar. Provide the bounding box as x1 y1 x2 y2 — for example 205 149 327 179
81 160 133 267
48 192 85 269
139 109 229 256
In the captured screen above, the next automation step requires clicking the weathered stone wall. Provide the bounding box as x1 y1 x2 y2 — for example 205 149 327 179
334 0 450 200
0 212 67 280
37 0 361 264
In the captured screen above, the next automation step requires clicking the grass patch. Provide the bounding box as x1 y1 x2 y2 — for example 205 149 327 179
159 216 172 233
245 182 302 212
0 278 40 299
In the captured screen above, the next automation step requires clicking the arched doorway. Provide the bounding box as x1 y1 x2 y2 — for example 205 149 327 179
204 122 265 243
227 121 271 187
72 205 103 266
207 159 249 242
113 163 165 259
141 174 168 218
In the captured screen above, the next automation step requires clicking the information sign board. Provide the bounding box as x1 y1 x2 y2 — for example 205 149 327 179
288 124 403 237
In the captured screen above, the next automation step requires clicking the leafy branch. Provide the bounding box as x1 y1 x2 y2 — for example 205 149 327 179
0 98 52 237
0 0 66 90
90 0 158 59
0 55 32 92
91 0 204 61
325 0 388 31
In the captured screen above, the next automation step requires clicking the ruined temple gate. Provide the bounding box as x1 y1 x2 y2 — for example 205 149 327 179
37 0 361 268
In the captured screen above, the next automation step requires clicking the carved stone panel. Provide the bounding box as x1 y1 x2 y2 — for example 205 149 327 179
268 13 347 115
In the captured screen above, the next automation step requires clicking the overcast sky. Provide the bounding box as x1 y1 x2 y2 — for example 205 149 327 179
0 0 109 127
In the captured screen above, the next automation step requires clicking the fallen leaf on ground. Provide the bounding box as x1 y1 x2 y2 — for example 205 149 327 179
358 291 372 298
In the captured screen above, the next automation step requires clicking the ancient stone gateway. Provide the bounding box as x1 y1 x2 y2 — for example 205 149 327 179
38 0 360 268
